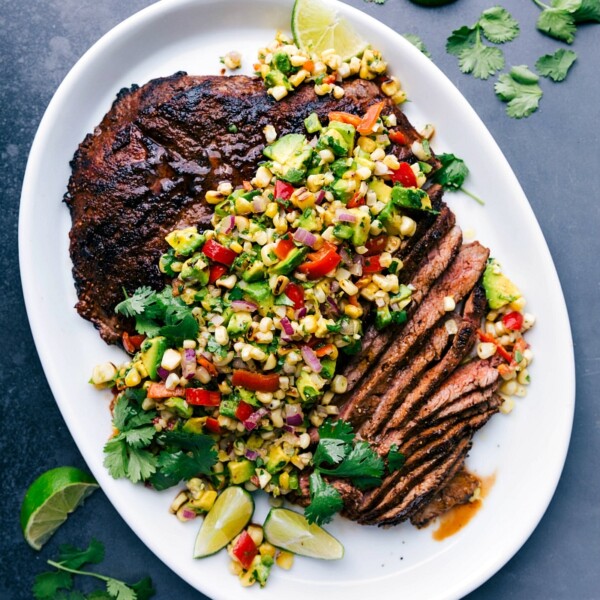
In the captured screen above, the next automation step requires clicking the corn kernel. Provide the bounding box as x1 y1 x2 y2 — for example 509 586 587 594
276 551 294 570
91 362 117 385
400 216 417 237
443 296 456 312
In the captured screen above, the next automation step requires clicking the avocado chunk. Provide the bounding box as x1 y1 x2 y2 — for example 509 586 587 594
266 445 291 474
241 261 267 283
227 459 255 484
330 178 355 203
369 179 393 204
378 199 403 235
219 398 240 419
140 336 168 381
164 396 193 419
227 311 253 336
297 370 321 402
317 121 356 157
239 280 274 305
304 112 322 134
270 247 309 276
180 254 210 285
298 207 322 232
272 52 292 75
252 555 274 588
391 185 436 213
183 417 205 434
263 133 313 184
165 227 204 256
482 259 522 309
264 69 292 90
320 358 337 379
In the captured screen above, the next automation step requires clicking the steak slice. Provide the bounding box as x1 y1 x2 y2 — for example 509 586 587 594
410 468 480 528
67 75 434 344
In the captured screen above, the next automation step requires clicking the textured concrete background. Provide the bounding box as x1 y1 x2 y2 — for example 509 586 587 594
1 0 599 598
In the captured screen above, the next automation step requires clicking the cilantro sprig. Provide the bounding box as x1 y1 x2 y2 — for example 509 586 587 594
432 153 485 205
33 539 155 600
535 48 578 81
495 65 544 118
446 7 519 79
532 0 599 43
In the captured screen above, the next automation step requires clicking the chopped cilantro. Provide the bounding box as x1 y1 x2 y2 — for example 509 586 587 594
387 444 406 472
495 66 543 119
535 48 577 81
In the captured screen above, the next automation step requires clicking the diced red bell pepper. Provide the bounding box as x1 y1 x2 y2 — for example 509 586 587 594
209 264 228 284
347 192 365 208
232 531 258 570
185 388 221 406
232 370 281 393
122 332 145 354
274 237 296 260
274 179 295 201
202 239 237 266
204 417 222 435
297 242 342 279
390 162 418 188
328 111 362 127
147 383 187 399
477 330 513 363
502 311 524 331
389 130 408 145
284 282 305 309
357 101 385 135
234 400 255 422
364 235 388 256
363 255 384 273
314 344 336 358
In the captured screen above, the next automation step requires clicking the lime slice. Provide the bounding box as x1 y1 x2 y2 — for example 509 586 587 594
263 507 344 559
193 487 254 558
291 0 368 61
20 466 99 550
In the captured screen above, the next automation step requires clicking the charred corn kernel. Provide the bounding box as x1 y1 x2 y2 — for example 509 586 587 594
523 348 533 364
391 90 407 104
339 279 359 296
400 216 417 237
349 55 361 73
356 166 372 180
289 70 308 87
344 303 363 320
515 384 527 397
411 140 431 161
383 154 400 171
276 551 294 570
252 166 272 188
360 282 378 301
443 296 456 312
229 240 243 254
217 274 237 289
265 202 279 219
381 76 401 97
477 342 497 360
500 380 518 396
132 360 148 378
291 455 306 469
314 83 332 96
332 85 345 99
124 368 141 387
509 297 527 311
312 60 327 76
331 374 348 394
263 124 277 143
300 315 318 334
307 174 327 191
217 181 233 195
214 326 229 345
263 353 277 371
318 149 335 163
278 471 290 490
517 369 530 385
192 490 218 512
500 395 515 414
205 190 225 204
269 85 288 101
91 362 117 385
169 491 189 514
338 62 351 78
370 147 386 161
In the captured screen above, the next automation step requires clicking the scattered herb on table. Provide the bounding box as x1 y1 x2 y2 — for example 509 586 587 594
535 48 578 81
432 153 485 205
531 0 599 43
446 7 519 79
494 65 544 119
403 33 432 57
33 539 155 600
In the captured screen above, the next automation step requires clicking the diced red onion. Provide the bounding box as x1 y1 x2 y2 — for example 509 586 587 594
284 404 304 421
252 195 267 213
326 296 340 315
181 349 197 379
211 314 225 327
348 255 363 277
331 280 340 293
339 247 353 267
293 227 317 248
336 211 357 223
245 449 259 461
243 407 268 432
181 509 197 520
283 424 296 433
280 317 294 336
301 345 322 373
315 190 325 204
222 214 235 233
295 307 307 320
231 300 258 312
157 367 169 380
286 413 303 426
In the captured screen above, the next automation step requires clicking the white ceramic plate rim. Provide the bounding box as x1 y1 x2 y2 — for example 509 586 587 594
19 1 575 599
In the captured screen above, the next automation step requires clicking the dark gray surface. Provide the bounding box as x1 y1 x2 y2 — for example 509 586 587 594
1 0 599 598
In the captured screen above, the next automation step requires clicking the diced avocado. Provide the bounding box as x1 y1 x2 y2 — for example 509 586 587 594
263 133 313 184
391 185 435 212
330 158 352 178
164 397 193 419
239 388 260 407
140 336 168 381
272 52 292 75
333 223 354 240
241 261 267 283
159 249 178 276
375 305 392 330
214 198 233 218
378 199 403 235
270 247 309 276
253 555 274 588
219 398 240 419
320 358 337 379
227 459 255 484
349 208 371 247
287 471 299 490
227 312 253 336
297 371 320 402
369 179 393 204
239 280 274 305
180 254 210 285
183 417 206 434
298 208 321 232
317 121 356 157
165 227 204 256
304 112 322 134
330 178 355 203
266 445 291 474
482 259 522 310
341 337 362 355
265 69 292 90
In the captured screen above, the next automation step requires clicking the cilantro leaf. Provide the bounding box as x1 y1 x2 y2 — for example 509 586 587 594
459 44 504 79
313 438 348 467
318 441 384 485
114 287 156 317
318 418 355 444
304 471 344 526
446 25 477 56
574 0 600 21
127 447 159 482
387 444 406 472
495 67 543 118
533 0 581 43
535 49 577 81
103 438 158 483
479 6 520 43
403 33 431 58
106 579 136 600
433 153 469 190
130 577 156 600
33 571 73 600
58 539 105 569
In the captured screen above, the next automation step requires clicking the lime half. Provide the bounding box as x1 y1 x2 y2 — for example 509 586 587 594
193 487 254 558
292 0 368 61
263 507 344 559
20 466 99 550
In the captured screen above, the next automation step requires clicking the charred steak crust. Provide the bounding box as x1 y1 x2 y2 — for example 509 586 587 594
66 74 433 344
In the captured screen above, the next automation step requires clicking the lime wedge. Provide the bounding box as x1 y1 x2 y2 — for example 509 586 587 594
20 466 99 550
291 0 368 61
263 507 344 559
193 487 254 558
